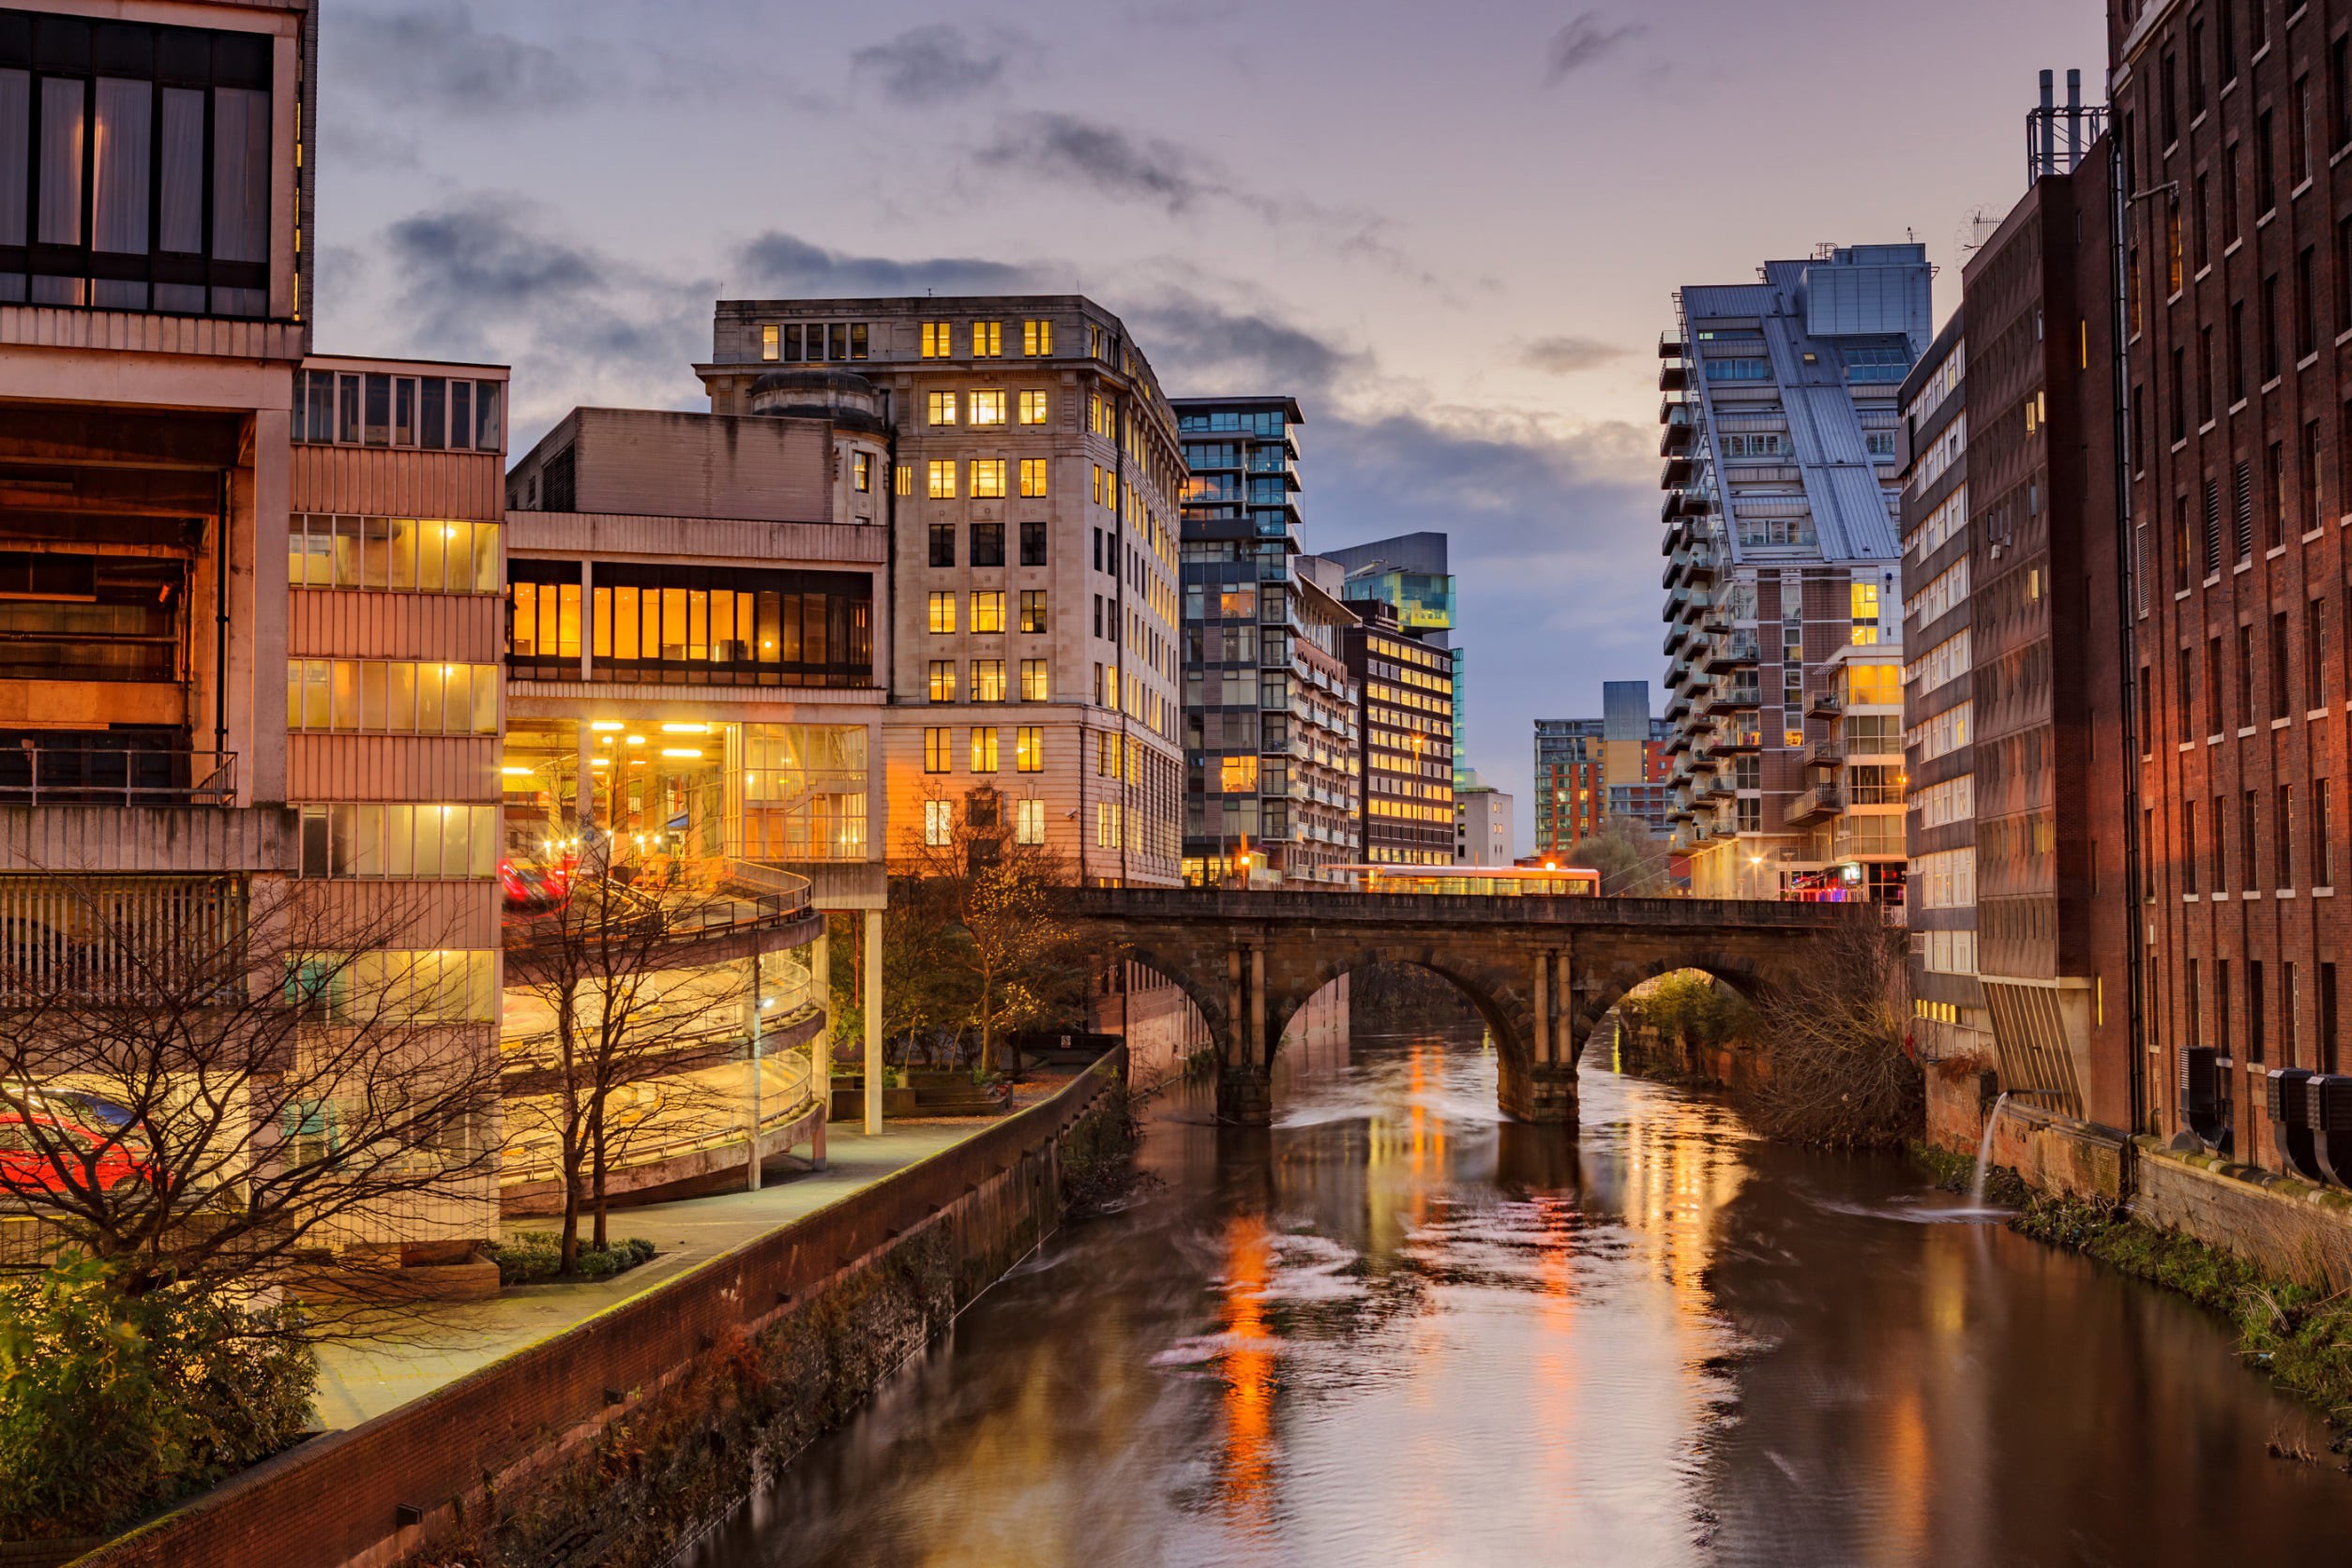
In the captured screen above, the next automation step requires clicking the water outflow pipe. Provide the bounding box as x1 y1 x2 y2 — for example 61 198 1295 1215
1968 1092 2013 1208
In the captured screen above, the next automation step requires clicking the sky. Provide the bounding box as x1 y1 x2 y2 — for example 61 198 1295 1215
310 0 2109 847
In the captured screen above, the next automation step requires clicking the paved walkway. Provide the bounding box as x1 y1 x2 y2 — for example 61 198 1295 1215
312 1112 1009 1429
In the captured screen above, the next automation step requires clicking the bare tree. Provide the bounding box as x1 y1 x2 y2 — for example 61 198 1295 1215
896 784 1089 1076
501 842 775 1273
0 874 501 1303
1567 815 1674 896
1748 917 1922 1148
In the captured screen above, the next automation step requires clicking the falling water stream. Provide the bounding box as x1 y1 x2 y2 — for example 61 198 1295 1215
688 1027 2352 1567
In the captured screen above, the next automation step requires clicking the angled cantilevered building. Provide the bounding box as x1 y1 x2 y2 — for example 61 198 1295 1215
1659 244 1928 901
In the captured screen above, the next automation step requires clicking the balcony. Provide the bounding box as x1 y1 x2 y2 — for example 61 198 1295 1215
1704 684 1762 716
1664 690 1692 723
1701 633 1760 671
1685 545 1719 585
1661 454 1696 489
1717 725 1764 751
1663 620 1689 656
1784 785 1845 826
1807 688 1844 717
1659 353 1689 394
1805 739 1846 769
0 743 235 808
1659 404 1695 455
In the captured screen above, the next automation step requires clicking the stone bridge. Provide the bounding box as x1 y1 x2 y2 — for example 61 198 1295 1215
1063 888 1876 1127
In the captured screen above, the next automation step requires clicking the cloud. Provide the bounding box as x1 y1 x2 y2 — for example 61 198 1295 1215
1543 12 1644 85
1517 335 1629 374
851 24 1013 105
975 113 1210 214
328 3 596 113
1122 293 1368 398
732 234 1059 297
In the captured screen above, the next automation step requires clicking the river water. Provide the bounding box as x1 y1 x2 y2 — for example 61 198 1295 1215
692 1029 2352 1567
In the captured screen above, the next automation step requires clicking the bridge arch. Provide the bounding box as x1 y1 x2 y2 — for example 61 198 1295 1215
1266 945 1531 1068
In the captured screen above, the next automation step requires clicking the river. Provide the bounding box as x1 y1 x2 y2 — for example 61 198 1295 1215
690 1027 2352 1567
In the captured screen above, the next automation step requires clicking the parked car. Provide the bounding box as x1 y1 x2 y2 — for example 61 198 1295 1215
0 1111 153 1195
501 858 569 912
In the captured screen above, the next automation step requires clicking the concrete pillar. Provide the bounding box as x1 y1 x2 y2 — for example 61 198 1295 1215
811 922 832 1115
1217 939 1274 1126
745 953 763 1192
864 909 884 1136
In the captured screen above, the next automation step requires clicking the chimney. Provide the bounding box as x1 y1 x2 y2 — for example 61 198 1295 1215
2066 68 2084 170
2040 69 2057 178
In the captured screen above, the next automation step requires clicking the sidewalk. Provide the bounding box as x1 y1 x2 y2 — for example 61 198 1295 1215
312 1111 1013 1429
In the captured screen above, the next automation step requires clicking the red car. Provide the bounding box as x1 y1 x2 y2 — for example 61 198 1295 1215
0 1112 152 1196
501 858 570 912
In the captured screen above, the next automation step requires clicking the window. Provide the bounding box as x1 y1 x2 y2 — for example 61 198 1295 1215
1020 520 1048 566
1016 726 1043 773
2274 611 2293 719
921 322 951 358
294 371 503 452
2293 74 2314 187
2213 792 2229 888
896 464 913 497
1020 589 1048 633
2318 778 2336 887
2244 788 2261 894
2228 299 2246 401
2279 782 2296 887
291 517 502 594
1220 755 1259 793
924 727 951 773
2169 201 2186 294
2259 109 2279 217
2310 597 2329 709
927 460 957 499
298 804 496 881
971 390 1006 426
2263 273 2282 382
2299 246 2320 361
1020 658 1049 701
1019 458 1048 498
928 591 956 634
925 798 954 846
972 522 1004 567
927 391 957 426
971 728 999 773
971 590 1004 633
971 659 1005 702
2304 422 2324 534
506 565 583 673
853 452 872 493
1018 390 1049 424
0 21 279 316
1022 319 1054 355
1015 796 1046 844
2184 800 2200 893
584 563 873 687
928 661 955 702
971 460 1007 499
285 659 500 735
928 523 956 567
972 321 1003 357
1096 800 1123 849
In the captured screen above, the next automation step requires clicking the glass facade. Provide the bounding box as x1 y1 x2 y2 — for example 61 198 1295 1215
506 560 874 689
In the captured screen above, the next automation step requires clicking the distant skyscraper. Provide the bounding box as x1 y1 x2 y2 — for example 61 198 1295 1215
1533 687 1671 853
1324 533 1468 790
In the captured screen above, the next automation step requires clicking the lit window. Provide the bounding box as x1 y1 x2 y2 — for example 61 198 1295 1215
1018 390 1049 424
921 323 951 358
972 590 1005 633
972 659 1006 702
924 727 951 773
927 460 957 499
928 592 956 634
1017 726 1044 773
1221 755 1259 792
1016 796 1046 843
1020 589 1048 633
1019 458 1048 498
1097 800 1123 848
971 460 1007 499
1852 625 1881 646
973 321 1003 357
853 452 872 492
927 391 957 426
761 324 779 362
1021 658 1049 701
896 464 913 496
1850 582 1880 620
928 661 956 702
971 390 1006 426
1023 320 1054 356
925 798 954 846
972 728 999 773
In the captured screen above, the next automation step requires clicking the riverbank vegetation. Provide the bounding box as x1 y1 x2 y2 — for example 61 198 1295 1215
489 1232 656 1287
1745 920 1921 1149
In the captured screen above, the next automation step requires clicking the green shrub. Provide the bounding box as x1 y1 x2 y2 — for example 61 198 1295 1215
490 1232 656 1286
0 1254 315 1541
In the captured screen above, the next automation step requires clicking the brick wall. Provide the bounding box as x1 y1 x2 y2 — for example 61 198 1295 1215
2133 1138 2352 1291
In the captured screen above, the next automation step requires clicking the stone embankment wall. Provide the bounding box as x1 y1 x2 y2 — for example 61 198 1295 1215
67 1051 1130 1568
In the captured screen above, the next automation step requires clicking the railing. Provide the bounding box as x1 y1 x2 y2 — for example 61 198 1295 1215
0 746 235 807
497 1042 818 1191
503 858 814 957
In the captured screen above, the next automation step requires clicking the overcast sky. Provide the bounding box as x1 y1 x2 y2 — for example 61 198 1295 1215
312 0 2107 844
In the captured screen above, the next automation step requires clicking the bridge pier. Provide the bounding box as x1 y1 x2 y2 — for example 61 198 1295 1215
1500 947 1579 1126
1217 1065 1274 1125
1216 938 1276 1126
1497 1060 1579 1125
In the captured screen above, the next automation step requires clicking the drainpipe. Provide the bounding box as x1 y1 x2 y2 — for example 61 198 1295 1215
2109 116 2149 1137
216 471 231 764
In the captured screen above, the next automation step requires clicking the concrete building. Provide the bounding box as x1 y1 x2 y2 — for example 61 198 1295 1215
1325 532 1466 790
1345 596 1455 865
1172 397 1363 887
2111 0 2352 1165
1659 243 1926 900
696 297 1185 888
1897 309 1991 1062
1455 781 1515 866
1532 693 1672 854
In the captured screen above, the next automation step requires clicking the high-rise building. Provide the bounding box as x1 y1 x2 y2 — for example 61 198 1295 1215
1171 397 1362 886
697 298 1186 887
1659 244 1927 899
1533 694 1672 853
1454 780 1515 866
2112 0 2352 1166
1325 533 1467 789
1345 597 1455 865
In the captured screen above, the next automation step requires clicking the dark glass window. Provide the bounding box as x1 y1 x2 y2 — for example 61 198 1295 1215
972 522 1004 567
579 561 873 689
0 10 276 314
1019 520 1048 565
928 523 955 567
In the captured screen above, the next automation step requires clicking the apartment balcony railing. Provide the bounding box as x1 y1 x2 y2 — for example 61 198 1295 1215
1704 684 1763 715
1701 634 1760 671
1663 619 1690 656
1717 725 1764 751
1659 405 1694 455
0 746 236 808
1805 739 1846 769
1807 689 1845 717
1783 785 1846 826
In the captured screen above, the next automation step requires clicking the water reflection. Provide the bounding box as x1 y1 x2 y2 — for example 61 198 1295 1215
693 1029 2352 1568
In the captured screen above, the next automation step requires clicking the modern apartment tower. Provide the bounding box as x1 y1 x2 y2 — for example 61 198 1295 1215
1532 686 1673 853
1345 597 1456 866
697 298 1186 887
1659 244 1928 899
2113 0 2352 1166
1172 396 1363 886
1325 533 1466 790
